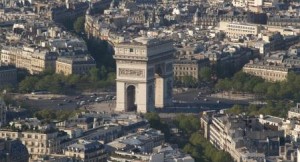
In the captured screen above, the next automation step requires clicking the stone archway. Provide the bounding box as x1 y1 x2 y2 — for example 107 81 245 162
126 85 136 112
114 37 174 113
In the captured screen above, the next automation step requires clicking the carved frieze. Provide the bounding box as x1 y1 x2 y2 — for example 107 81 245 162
119 68 145 78
116 60 146 64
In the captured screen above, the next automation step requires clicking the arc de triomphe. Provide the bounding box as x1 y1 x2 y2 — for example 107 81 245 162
113 37 174 113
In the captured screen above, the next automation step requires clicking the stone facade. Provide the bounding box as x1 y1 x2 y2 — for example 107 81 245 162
55 55 96 75
173 59 209 80
0 130 69 159
219 21 262 39
243 62 300 82
1 46 57 74
64 139 107 162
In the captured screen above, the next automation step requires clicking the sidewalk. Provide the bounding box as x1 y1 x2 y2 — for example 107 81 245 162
210 92 255 100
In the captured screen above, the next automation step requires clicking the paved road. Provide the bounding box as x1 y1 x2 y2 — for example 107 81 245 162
13 92 116 111
159 89 252 113
11 89 253 114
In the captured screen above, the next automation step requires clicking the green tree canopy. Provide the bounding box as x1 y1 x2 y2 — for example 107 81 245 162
174 114 199 135
89 67 100 82
144 112 170 140
73 16 85 33
19 76 39 92
199 67 212 82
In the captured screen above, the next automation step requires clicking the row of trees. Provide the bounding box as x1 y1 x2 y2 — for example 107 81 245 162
34 109 82 122
216 71 300 102
174 114 233 162
184 133 233 162
174 114 200 136
227 101 294 118
18 67 115 94
145 113 233 162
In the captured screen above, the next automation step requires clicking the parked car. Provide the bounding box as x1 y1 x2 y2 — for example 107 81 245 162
95 97 104 102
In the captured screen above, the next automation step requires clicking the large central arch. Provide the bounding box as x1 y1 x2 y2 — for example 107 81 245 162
126 85 137 112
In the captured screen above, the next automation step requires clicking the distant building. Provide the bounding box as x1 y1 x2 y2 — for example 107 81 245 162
0 129 69 160
0 99 6 127
30 50 58 74
107 128 180 162
0 65 17 88
109 143 194 162
31 155 69 162
173 59 209 80
0 46 57 75
288 103 300 119
219 21 262 39
56 55 96 75
64 139 107 162
246 0 278 8
107 128 165 153
0 138 29 162
268 16 300 27
243 61 300 82
201 112 283 162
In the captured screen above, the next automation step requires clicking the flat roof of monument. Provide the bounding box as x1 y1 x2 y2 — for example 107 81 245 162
133 37 156 45
115 37 172 47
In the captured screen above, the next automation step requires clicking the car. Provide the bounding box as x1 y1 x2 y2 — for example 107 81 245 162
57 103 63 106
79 101 86 106
95 97 104 102
75 95 83 99
203 98 207 101
105 95 113 100
216 100 220 104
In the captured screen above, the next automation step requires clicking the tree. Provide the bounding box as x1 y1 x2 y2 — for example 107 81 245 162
199 67 212 82
253 83 267 95
17 69 30 82
107 72 116 83
174 114 199 135
267 84 279 99
89 67 99 82
145 112 161 127
183 133 234 162
67 74 81 85
227 104 244 115
73 16 85 34
215 78 232 91
181 76 197 87
19 76 39 92
144 113 170 140
99 65 108 79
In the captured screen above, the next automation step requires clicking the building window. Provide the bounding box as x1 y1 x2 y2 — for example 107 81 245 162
130 48 134 52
